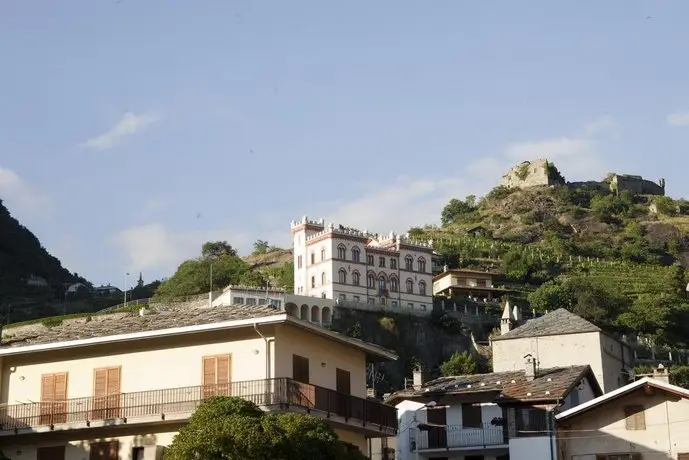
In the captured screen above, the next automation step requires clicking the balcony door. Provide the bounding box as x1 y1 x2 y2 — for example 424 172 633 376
37 446 65 460
92 367 121 420
202 354 232 399
290 354 315 407
426 407 447 449
335 368 351 416
89 441 119 460
40 372 68 425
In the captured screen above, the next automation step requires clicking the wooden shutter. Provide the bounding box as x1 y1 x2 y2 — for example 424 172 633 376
202 355 232 398
92 367 121 420
40 373 68 424
624 405 646 430
37 446 66 460
89 441 119 460
461 403 482 428
678 454 689 460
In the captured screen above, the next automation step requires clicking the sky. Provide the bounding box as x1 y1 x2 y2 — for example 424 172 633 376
1 0 689 288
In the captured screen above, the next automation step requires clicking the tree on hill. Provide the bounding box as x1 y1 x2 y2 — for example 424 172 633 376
165 397 367 460
202 241 238 259
441 196 477 226
440 351 477 376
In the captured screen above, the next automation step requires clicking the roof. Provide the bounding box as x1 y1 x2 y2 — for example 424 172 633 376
556 376 689 422
385 365 599 406
0 304 397 360
491 308 601 341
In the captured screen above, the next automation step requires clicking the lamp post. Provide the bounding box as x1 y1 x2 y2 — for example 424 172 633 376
124 272 130 309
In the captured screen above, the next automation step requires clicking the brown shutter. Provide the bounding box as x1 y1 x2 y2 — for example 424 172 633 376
41 374 55 401
216 355 231 384
203 356 217 385
94 369 107 397
106 368 121 395
54 373 68 401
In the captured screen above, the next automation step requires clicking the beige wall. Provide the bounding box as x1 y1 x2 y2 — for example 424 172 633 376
274 323 368 398
492 331 629 393
559 388 689 460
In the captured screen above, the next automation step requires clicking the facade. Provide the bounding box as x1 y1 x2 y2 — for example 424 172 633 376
381 359 601 460
610 174 665 196
92 284 122 295
291 217 434 314
492 308 634 393
555 367 689 460
433 268 510 302
0 304 398 459
499 159 564 189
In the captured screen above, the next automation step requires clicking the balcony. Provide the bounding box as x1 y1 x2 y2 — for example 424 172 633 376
0 378 397 437
412 423 508 452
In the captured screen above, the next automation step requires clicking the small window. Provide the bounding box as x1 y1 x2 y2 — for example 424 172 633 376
367 254 374 265
311 276 315 288
419 281 427 296
379 256 386 268
391 301 398 308
310 253 315 265
132 447 145 460
246 297 257 305
233 296 244 305
367 273 375 288
368 298 375 305
321 272 326 285
380 297 386 305
624 405 646 430
293 355 310 384
378 276 387 291
420 304 427 311
390 277 398 292
462 403 482 428
297 255 303 269
406 279 414 293
321 248 326 261
390 258 397 269
258 298 266 305
353 296 360 302
405 255 413 270
418 257 426 273
338 269 347 284
337 244 347 260
352 271 360 286
352 246 360 262
408 302 414 309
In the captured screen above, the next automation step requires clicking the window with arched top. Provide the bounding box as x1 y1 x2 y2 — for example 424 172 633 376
367 273 375 288
321 248 326 262
352 246 360 262
418 257 427 273
337 244 346 260
321 272 326 285
405 255 413 271
378 275 387 291
406 278 414 293
311 276 315 288
419 280 427 296
338 268 347 284
390 277 399 292
352 270 360 286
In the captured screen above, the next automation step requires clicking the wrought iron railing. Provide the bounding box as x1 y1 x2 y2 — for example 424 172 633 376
413 423 507 450
0 378 397 433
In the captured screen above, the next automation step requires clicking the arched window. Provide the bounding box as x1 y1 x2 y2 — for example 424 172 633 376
352 246 361 262
378 275 387 291
338 268 347 284
352 270 360 286
419 280 427 296
320 248 326 261
311 276 316 288
390 277 399 292
405 255 413 271
406 278 414 293
367 273 375 288
321 272 326 285
337 244 347 260
418 257 427 273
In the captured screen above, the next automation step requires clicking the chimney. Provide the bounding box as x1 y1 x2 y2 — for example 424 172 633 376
501 299 513 335
653 364 670 383
366 387 377 398
512 303 522 324
413 366 424 390
524 354 537 381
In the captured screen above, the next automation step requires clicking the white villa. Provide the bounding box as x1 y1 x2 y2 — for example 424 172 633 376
291 217 435 314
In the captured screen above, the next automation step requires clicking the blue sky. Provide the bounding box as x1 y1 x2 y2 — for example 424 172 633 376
1 0 689 288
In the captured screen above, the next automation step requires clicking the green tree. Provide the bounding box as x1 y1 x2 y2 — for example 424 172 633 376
440 197 477 226
202 241 238 259
165 397 367 460
253 240 270 255
440 351 477 376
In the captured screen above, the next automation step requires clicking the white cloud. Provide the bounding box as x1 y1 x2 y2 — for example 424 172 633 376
582 115 621 138
113 222 255 274
0 167 52 216
80 111 161 150
667 112 689 127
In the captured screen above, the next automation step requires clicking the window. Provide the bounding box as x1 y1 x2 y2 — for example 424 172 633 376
390 258 397 269
92 367 121 419
390 277 398 292
420 304 427 311
462 403 482 428
515 407 548 437
321 248 326 261
246 297 257 305
405 255 413 270
37 446 66 460
368 298 375 304
352 246 360 262
258 298 266 305
624 405 646 430
408 302 414 309
379 256 386 267
419 280 427 296
310 253 315 265
380 297 386 305
353 296 360 302
293 355 310 383
367 254 374 265
132 447 145 460
297 255 303 269
202 355 231 398
338 294 346 302
378 275 387 291
311 276 315 288
338 269 347 284
352 271 360 286
336 368 351 395
233 296 244 304
40 372 68 424
406 278 414 293
391 301 398 308
367 273 375 288
337 244 346 259
418 257 427 273
89 442 119 460
321 272 326 285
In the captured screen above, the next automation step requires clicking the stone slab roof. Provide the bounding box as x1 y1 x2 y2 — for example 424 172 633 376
386 365 597 406
491 308 601 341
0 304 284 349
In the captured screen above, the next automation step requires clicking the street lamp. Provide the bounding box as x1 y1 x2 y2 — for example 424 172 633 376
124 272 130 309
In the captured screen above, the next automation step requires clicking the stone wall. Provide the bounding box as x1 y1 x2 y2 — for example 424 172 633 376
500 159 560 189
611 174 665 196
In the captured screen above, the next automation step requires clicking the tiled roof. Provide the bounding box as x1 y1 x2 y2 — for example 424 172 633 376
385 365 595 405
491 308 601 341
0 304 286 349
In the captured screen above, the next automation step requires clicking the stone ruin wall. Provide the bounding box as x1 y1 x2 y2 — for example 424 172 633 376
500 159 555 189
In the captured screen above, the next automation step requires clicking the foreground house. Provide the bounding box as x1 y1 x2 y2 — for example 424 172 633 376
492 308 634 393
0 304 397 459
556 365 689 460
381 356 601 460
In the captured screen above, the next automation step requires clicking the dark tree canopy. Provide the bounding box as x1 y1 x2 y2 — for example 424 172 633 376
202 241 238 259
165 397 368 460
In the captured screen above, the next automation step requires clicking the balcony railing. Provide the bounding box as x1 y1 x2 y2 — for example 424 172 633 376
0 378 397 434
412 423 508 451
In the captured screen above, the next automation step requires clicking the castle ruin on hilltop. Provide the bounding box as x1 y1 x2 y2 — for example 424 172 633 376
500 158 665 196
